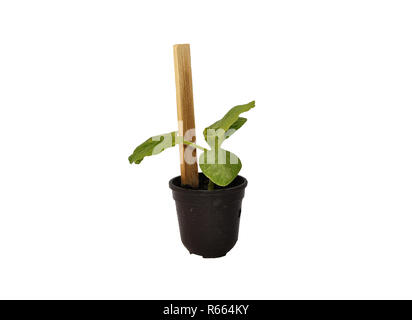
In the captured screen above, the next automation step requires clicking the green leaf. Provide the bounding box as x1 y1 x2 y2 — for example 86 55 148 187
203 100 255 146
199 149 242 186
224 117 247 139
128 131 178 164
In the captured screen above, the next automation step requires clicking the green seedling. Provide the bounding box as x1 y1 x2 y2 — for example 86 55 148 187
129 100 255 188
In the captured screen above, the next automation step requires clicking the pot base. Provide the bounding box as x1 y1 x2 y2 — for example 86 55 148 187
188 251 227 258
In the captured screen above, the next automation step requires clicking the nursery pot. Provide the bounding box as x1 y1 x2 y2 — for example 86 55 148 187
169 173 247 258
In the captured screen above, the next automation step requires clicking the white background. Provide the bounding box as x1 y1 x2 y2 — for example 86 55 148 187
1 1 411 299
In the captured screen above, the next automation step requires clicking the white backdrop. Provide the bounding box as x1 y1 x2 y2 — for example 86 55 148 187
1 1 412 299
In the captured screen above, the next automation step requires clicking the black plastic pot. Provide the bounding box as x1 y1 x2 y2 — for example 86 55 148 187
169 173 247 258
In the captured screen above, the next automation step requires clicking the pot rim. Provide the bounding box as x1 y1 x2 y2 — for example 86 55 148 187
169 173 247 194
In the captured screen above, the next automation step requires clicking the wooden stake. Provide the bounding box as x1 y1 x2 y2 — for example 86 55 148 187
173 44 199 188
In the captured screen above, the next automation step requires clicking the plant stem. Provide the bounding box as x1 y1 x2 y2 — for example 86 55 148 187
208 179 215 190
182 140 207 151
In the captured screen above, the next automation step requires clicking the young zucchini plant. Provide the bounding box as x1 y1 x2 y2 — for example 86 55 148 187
129 100 255 189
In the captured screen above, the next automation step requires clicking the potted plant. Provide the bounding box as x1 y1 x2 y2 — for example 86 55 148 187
128 44 255 258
